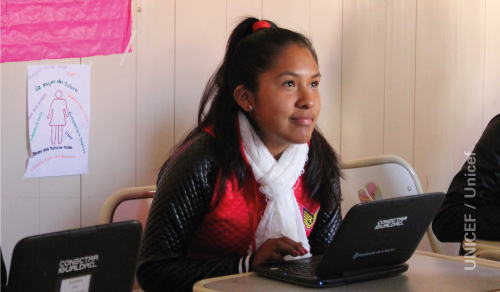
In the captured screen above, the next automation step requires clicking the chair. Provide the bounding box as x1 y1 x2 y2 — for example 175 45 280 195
339 155 442 254
99 186 156 291
99 185 156 225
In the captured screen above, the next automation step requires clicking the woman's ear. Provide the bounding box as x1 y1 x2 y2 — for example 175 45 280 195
233 85 255 112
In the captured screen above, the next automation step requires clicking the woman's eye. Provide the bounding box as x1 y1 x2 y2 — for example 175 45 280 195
283 81 295 87
311 81 319 88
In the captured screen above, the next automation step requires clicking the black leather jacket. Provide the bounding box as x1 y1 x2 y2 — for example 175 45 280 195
137 132 342 292
432 114 500 242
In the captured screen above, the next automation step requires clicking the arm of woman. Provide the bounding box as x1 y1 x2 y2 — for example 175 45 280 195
137 133 243 292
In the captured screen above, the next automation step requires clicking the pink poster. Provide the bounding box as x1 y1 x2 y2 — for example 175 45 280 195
1 0 132 63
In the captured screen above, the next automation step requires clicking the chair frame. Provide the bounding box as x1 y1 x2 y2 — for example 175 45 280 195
99 186 156 224
340 155 442 254
99 186 156 290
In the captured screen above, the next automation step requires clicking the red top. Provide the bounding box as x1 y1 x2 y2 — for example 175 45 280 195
187 126 320 258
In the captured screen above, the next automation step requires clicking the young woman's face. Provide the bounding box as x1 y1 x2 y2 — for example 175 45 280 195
250 44 321 158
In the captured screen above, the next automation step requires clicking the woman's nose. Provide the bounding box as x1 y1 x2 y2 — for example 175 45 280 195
297 88 316 109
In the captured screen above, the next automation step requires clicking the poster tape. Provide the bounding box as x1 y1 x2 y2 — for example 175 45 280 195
120 30 137 66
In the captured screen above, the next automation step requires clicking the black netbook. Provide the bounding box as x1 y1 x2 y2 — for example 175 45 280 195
6 220 142 292
255 192 445 287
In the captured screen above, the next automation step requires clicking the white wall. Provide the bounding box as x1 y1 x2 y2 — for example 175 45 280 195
2 0 500 268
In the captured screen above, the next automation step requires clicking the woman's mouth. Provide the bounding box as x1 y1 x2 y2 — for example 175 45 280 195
291 117 314 126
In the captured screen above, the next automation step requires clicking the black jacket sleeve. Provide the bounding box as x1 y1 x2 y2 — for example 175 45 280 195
308 175 343 255
432 114 500 242
137 133 242 292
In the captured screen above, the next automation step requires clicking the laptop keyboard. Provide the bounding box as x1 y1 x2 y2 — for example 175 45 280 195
276 262 320 277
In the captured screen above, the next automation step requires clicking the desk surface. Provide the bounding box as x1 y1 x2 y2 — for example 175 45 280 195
194 252 500 292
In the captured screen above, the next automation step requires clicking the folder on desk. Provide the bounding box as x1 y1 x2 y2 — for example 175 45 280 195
6 220 142 292
255 192 445 288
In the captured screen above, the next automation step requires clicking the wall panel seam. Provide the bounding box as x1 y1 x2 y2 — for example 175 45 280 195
482 0 486 129
173 0 177 145
383 0 387 155
135 0 139 188
412 0 418 168
339 0 344 157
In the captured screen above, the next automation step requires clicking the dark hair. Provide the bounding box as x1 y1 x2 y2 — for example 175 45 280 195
179 17 341 209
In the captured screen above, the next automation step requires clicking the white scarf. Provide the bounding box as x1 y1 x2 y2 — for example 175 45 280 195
238 111 311 258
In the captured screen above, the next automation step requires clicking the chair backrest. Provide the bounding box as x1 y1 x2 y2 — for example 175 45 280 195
99 186 156 290
99 186 156 226
340 155 442 254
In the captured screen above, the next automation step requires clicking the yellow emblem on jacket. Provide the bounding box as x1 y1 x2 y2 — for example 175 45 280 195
303 207 319 230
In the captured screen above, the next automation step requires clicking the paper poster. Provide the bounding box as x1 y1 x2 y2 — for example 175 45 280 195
25 65 90 178
1 0 132 63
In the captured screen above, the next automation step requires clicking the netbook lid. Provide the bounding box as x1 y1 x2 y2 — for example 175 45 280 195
7 220 142 292
255 192 445 287
317 192 444 276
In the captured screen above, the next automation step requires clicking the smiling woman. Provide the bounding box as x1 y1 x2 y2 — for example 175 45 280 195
137 17 343 292
234 44 322 158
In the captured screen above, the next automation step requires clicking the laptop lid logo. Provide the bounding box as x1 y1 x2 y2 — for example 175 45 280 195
374 216 408 230
58 254 99 274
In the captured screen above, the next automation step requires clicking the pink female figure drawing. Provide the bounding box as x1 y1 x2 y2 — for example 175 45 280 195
47 90 69 145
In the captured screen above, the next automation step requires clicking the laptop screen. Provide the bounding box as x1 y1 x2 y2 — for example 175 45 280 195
7 220 142 292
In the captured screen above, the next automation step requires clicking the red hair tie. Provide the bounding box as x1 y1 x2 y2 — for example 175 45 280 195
252 20 271 32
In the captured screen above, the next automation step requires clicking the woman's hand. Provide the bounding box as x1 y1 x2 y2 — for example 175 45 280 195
252 237 308 267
